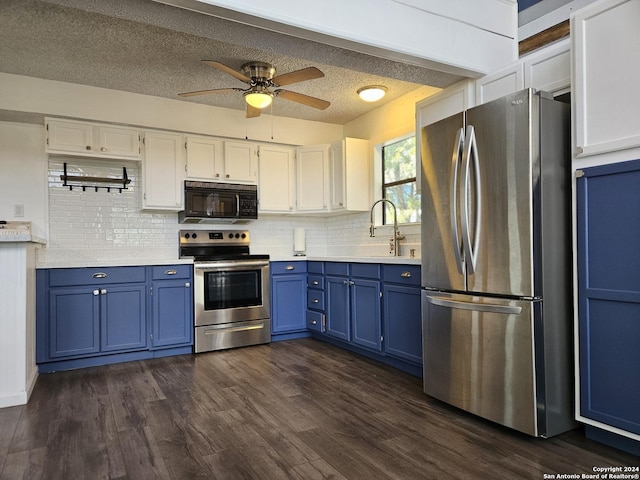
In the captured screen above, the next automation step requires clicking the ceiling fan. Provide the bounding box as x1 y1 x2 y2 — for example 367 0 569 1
178 61 331 118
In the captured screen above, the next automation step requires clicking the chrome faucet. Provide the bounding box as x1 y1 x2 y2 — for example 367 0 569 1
369 199 405 256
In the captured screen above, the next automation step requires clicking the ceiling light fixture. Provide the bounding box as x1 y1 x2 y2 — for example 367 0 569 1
244 90 273 109
357 85 387 102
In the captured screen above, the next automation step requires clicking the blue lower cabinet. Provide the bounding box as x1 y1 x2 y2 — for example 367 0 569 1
270 261 308 338
576 159 640 454
351 278 382 351
326 274 351 341
37 264 193 372
382 283 422 364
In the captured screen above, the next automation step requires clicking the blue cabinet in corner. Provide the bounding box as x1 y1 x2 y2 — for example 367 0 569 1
576 159 640 455
36 264 193 372
270 261 309 340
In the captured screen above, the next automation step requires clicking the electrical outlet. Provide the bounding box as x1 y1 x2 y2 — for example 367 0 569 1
14 204 24 217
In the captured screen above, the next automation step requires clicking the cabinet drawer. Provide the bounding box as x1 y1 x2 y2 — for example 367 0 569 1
49 266 146 286
308 261 324 274
270 261 307 275
325 262 349 276
351 263 381 279
307 290 325 310
306 310 324 332
383 265 421 286
307 274 324 290
151 264 192 280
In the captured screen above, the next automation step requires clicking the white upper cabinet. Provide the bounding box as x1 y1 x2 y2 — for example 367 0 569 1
258 145 295 213
185 135 224 180
329 138 370 212
141 130 184 211
523 38 570 95
223 141 258 184
475 63 524 105
572 0 640 158
475 38 570 106
45 118 141 160
296 144 330 213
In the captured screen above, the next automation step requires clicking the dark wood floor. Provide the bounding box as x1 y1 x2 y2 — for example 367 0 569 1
0 338 637 479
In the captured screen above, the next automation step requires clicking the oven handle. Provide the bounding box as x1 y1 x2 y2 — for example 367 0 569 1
202 321 265 335
194 260 269 271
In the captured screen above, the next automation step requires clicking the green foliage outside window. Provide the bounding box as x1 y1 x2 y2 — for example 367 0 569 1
382 136 421 224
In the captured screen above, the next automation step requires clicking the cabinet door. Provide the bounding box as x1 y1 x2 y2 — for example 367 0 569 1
325 275 350 341
523 38 570 95
97 125 141 159
329 140 346 211
383 284 422 363
49 287 100 358
46 119 94 154
475 63 524 105
296 145 329 212
185 135 224 180
351 278 382 351
576 159 640 436
142 131 184 210
224 141 258 183
101 284 147 352
152 279 193 348
573 0 640 157
271 275 307 333
258 145 295 213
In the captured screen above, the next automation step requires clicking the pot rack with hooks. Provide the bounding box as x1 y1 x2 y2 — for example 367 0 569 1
60 162 131 192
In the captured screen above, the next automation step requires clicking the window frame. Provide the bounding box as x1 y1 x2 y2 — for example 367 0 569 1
380 134 419 226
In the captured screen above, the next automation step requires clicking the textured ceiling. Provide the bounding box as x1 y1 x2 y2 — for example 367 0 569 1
0 0 464 125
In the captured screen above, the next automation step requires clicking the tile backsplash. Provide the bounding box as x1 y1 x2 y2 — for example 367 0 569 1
37 158 420 268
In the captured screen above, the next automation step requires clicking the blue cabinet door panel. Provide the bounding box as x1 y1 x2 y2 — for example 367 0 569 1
271 275 306 333
577 159 640 438
153 280 193 347
101 284 147 352
326 275 350 341
351 279 381 351
49 287 100 358
383 284 422 364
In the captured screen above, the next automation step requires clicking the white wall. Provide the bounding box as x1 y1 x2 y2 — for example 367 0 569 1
0 122 48 238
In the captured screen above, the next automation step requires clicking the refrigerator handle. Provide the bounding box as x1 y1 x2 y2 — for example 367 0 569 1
450 127 465 274
461 125 482 274
425 295 522 315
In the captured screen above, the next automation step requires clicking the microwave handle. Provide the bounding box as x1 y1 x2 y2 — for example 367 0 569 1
236 194 240 216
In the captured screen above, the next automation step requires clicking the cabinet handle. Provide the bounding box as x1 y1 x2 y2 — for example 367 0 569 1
85 145 91 151
285 265 295 271
100 289 107 295
225 174 230 178
185 282 190 288
312 299 319 303
164 269 177 275
100 147 107 152
92 272 107 279
312 280 319 285
349 281 355 286
310 319 317 325
215 173 220 178
93 289 99 296
343 280 348 285
401 271 411 278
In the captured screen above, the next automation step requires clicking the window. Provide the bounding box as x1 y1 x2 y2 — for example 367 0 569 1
382 136 420 224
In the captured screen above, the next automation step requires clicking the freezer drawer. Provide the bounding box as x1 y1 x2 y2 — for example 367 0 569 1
422 291 539 436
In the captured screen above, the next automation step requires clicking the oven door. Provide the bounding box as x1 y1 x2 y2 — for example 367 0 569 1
194 259 270 327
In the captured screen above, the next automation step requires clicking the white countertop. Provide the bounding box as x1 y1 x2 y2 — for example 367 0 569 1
272 255 421 265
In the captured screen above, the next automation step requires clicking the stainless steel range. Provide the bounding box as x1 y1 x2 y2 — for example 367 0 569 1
179 229 270 353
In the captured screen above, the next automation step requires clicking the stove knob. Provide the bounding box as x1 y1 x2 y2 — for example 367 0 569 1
185 233 190 239
229 233 234 239
241 233 247 239
235 233 240 239
192 233 197 239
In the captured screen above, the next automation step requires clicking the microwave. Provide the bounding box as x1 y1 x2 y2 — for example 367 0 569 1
179 181 258 224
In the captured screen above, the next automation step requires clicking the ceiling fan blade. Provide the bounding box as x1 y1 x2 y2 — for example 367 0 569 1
178 87 244 97
202 60 251 83
272 66 324 87
275 89 330 110
246 104 262 118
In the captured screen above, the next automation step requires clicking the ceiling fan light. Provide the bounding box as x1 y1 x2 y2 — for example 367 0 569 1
245 91 273 109
357 85 387 102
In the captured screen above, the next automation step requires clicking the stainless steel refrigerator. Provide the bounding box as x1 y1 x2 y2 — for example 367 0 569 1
420 88 575 437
